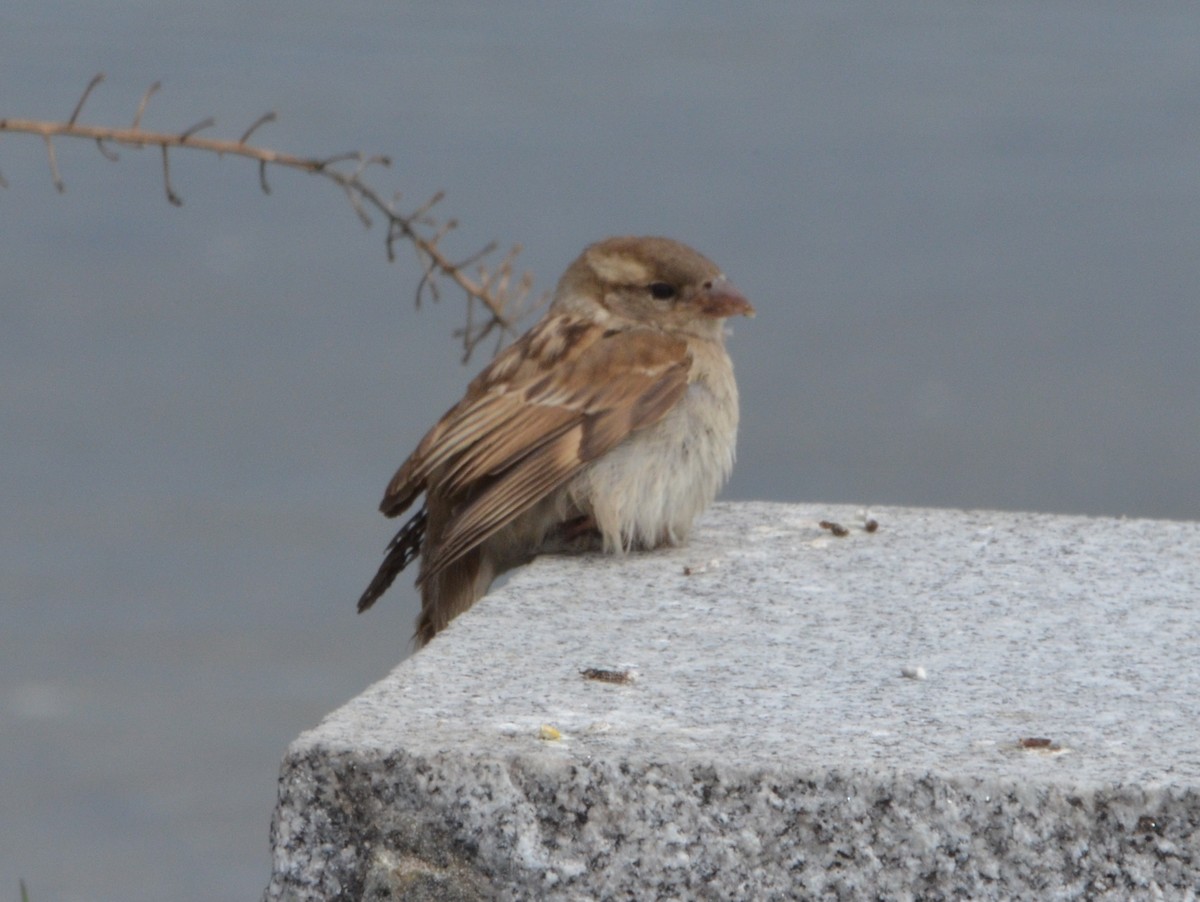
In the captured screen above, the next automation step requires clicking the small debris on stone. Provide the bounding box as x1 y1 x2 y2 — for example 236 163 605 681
1016 736 1070 755
581 668 635 685
1019 736 1055 748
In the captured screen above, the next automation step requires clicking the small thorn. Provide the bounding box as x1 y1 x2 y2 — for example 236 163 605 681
178 117 215 141
43 136 65 192
240 111 276 144
69 73 105 126
132 81 161 130
95 137 119 162
161 146 182 206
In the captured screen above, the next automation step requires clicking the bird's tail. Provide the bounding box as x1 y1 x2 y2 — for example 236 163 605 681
356 507 427 613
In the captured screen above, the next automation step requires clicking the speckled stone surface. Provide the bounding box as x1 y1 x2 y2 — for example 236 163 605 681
264 503 1200 901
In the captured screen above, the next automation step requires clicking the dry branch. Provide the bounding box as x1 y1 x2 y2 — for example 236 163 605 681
0 73 542 361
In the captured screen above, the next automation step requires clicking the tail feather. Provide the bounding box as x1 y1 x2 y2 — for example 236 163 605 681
357 508 427 613
413 545 493 647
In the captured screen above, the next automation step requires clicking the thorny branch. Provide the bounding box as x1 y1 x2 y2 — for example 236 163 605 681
0 74 541 360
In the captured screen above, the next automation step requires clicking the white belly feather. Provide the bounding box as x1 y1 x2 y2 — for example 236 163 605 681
569 349 739 552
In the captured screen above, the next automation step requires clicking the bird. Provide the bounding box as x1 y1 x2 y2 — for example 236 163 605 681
357 235 754 647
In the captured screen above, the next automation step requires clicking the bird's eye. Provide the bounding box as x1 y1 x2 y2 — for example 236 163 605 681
647 282 678 301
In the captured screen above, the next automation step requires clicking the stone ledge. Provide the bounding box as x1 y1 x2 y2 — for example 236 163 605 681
264 502 1200 900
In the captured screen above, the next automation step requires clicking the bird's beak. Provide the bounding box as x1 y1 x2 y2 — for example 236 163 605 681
698 277 755 319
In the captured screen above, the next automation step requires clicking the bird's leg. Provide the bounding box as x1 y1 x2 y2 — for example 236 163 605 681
539 515 603 554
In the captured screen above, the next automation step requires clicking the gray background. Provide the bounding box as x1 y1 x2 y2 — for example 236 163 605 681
2 3 1198 899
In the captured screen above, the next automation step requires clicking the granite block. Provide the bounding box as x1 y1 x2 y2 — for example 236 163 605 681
264 503 1200 900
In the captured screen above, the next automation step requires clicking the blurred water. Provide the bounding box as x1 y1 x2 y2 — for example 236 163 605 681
2 3 1198 899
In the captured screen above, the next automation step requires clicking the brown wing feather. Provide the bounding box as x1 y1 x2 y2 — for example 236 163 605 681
438 406 577 496
410 320 691 579
377 331 547 518
421 434 584 576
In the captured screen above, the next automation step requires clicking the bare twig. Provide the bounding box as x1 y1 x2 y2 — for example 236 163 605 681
132 81 161 129
42 135 63 192
95 137 119 162
239 111 275 144
0 75 544 360
160 145 181 206
69 73 105 126
178 117 215 141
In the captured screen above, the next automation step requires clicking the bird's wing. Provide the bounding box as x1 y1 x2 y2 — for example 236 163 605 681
383 315 691 578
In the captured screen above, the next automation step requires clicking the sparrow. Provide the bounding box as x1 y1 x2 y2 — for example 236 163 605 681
357 235 754 646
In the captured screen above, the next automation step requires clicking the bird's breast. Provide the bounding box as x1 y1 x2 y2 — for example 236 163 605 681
569 349 739 553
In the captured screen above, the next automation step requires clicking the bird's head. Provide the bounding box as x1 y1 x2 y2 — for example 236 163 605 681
553 236 754 337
